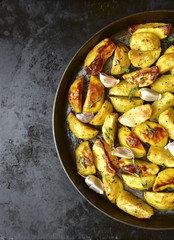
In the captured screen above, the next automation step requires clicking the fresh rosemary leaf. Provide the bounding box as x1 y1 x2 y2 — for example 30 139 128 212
119 66 123 72
124 68 130 73
128 84 139 102
87 96 102 109
115 59 119 65
130 158 136 165
168 35 174 42
146 124 155 136
141 180 147 188
134 170 140 177
104 128 111 142
140 76 145 84
79 156 85 169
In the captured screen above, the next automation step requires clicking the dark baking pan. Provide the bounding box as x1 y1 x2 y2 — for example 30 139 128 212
53 10 174 229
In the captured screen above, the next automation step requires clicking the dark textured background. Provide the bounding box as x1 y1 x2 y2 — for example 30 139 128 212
0 0 174 239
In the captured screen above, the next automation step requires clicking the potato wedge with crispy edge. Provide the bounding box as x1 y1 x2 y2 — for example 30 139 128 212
75 141 96 176
89 100 113 126
111 43 131 75
118 104 152 127
116 190 154 219
102 173 124 204
118 126 146 158
123 66 159 87
150 92 174 122
68 76 84 113
83 75 105 113
109 80 140 97
144 192 174 210
156 52 174 74
110 96 144 113
151 75 174 93
121 174 156 190
128 23 172 39
102 113 118 147
159 108 174 140
92 139 119 176
128 48 161 68
67 112 99 140
84 38 116 75
153 168 174 191
132 121 168 147
119 158 159 177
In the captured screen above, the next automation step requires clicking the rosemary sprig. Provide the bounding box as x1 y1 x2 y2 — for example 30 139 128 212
130 158 136 165
146 124 155 136
134 170 141 178
87 96 102 109
79 156 85 169
162 35 174 43
104 127 111 142
128 84 139 102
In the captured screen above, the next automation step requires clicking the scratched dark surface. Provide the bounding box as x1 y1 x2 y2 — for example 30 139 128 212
0 0 174 239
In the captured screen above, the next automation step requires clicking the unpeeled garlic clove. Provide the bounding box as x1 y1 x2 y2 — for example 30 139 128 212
99 73 120 88
164 141 174 156
85 175 104 194
76 112 94 123
111 146 134 159
139 88 162 101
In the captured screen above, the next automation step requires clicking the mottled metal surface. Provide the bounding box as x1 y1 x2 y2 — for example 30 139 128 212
0 0 174 239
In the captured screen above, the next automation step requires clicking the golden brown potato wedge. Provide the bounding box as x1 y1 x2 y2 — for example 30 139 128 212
75 141 96 176
144 192 174 210
116 190 154 219
118 104 152 127
93 139 119 176
151 75 174 93
153 168 174 191
102 173 123 204
118 126 146 158
67 112 99 140
68 76 84 113
84 38 116 75
109 80 140 97
132 121 168 147
83 76 105 113
123 66 159 87
165 45 174 74
156 52 174 74
111 43 131 75
159 108 174 140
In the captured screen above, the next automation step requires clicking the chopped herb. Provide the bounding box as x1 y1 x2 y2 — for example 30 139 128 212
141 180 147 188
119 66 124 72
104 127 111 142
140 77 145 84
134 170 140 177
130 158 136 166
128 84 139 102
79 156 85 169
168 35 174 42
146 124 155 136
124 68 130 73
87 96 102 109
115 59 119 65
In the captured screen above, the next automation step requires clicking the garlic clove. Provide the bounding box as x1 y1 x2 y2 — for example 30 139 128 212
111 146 134 159
76 112 94 123
139 88 162 101
164 141 174 156
99 73 120 88
85 175 104 194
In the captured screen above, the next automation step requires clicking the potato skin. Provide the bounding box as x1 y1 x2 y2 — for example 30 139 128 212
67 112 99 140
159 107 174 140
116 190 154 219
75 141 96 176
156 52 174 74
151 75 174 93
153 168 174 191
109 80 140 97
84 38 116 75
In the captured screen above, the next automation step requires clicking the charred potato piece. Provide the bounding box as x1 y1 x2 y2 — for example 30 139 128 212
123 66 159 87
150 92 174 122
102 173 124 204
67 112 99 140
153 168 174 191
89 100 113 126
144 192 174 210
102 113 118 147
119 158 159 177
84 38 116 75
156 52 174 74
128 23 172 39
118 126 146 158
116 190 154 219
132 121 168 147
111 43 131 75
109 80 140 97
68 76 84 113
118 104 152 127
75 141 96 176
151 75 174 93
122 174 156 190
93 139 119 176
159 108 174 140
83 76 105 113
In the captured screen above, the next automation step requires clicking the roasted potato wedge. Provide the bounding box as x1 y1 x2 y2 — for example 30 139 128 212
110 96 143 113
132 121 168 147
164 45 174 74
67 112 99 140
83 76 105 113
111 43 131 75
109 80 140 97
150 92 174 122
159 108 174 140
75 141 96 176
93 139 119 176
102 173 124 204
153 168 174 191
122 174 156 190
119 158 159 177
68 76 83 113
151 75 174 93
144 192 174 210
128 23 172 39
156 52 174 74
123 66 159 87
84 38 116 75
102 113 118 147
116 190 154 219
118 126 146 158
118 104 152 127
